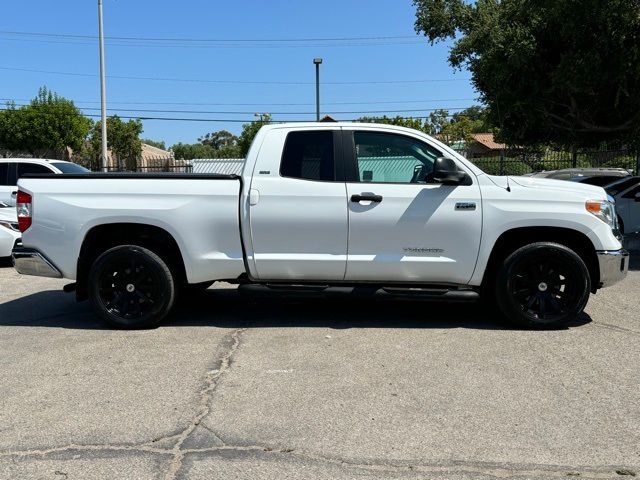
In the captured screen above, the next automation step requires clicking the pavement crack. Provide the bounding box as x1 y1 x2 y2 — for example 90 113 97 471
162 327 245 480
0 442 172 458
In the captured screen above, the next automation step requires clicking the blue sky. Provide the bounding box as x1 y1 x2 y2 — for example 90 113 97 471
0 0 477 147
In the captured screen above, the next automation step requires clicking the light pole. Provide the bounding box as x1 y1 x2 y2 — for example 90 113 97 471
98 0 108 171
313 58 322 121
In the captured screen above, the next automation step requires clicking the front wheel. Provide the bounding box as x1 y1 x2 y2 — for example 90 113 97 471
495 242 591 329
88 245 176 329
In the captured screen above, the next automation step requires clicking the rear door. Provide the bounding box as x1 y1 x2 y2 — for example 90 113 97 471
343 128 482 285
248 128 349 280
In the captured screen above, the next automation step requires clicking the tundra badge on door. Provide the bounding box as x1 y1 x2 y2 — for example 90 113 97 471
455 202 476 211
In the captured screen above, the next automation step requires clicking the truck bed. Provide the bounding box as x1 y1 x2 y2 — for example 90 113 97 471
18 173 246 283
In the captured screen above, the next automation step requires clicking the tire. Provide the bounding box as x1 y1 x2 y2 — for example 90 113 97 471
495 242 591 329
88 245 176 329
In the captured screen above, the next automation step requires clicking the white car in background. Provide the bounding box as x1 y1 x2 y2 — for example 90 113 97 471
0 158 89 206
0 202 20 258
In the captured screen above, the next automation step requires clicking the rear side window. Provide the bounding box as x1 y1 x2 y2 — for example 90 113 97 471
280 131 335 181
17 163 53 178
0 163 8 186
50 162 89 173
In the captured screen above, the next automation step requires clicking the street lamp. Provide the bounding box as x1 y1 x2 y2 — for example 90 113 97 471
98 0 108 171
313 58 322 121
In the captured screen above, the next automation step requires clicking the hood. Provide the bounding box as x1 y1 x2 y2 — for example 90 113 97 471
508 176 609 200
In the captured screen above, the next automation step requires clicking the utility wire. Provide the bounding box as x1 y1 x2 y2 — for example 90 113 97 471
4 102 471 115
0 97 477 107
0 66 470 85
0 29 416 42
0 106 459 123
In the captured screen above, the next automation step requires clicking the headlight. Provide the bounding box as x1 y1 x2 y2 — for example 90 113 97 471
586 199 618 230
0 220 21 232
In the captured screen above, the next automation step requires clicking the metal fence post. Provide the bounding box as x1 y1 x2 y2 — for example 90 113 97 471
571 147 578 168
499 149 505 176
636 149 640 175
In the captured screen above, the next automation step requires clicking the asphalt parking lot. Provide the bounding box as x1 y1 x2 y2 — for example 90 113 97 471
0 259 638 480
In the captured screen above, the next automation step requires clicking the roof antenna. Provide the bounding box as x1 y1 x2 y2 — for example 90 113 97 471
506 175 511 192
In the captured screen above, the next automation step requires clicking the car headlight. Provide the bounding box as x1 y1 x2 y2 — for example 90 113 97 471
0 220 20 232
586 199 618 230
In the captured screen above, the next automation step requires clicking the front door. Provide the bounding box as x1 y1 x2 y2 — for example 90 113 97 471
248 128 348 281
343 129 482 285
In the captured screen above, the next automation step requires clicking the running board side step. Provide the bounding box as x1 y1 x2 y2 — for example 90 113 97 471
238 284 479 302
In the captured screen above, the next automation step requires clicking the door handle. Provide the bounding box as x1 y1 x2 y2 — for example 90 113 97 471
351 194 383 203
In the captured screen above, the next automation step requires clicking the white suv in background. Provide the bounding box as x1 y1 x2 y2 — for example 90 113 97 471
0 158 89 206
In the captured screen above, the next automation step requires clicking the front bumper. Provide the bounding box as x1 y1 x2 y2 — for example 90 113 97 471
597 249 629 288
12 247 63 279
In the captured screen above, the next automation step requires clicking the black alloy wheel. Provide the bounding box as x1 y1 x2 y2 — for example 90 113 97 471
496 242 590 328
88 245 175 329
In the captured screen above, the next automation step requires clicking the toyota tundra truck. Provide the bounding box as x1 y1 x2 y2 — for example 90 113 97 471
12 123 629 329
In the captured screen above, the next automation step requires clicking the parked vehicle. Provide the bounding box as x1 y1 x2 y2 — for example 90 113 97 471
529 168 630 181
605 176 640 234
0 159 89 206
0 204 20 258
12 123 628 329
569 175 631 187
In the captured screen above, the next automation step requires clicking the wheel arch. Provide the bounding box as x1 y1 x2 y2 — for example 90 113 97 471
76 223 187 300
481 226 600 294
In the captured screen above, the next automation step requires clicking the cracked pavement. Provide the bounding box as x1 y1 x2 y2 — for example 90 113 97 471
0 262 638 479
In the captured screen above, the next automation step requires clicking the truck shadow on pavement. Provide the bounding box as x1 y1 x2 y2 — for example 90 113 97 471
0 286 592 331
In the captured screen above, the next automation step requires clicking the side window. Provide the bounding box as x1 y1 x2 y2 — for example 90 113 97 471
622 184 640 199
280 131 335 181
0 163 8 186
7 163 17 185
353 131 441 184
17 163 52 179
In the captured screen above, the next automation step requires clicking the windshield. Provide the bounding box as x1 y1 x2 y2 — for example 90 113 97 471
605 177 639 196
50 162 90 174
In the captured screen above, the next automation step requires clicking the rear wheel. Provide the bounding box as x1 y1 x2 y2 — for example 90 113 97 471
88 245 176 329
495 242 590 329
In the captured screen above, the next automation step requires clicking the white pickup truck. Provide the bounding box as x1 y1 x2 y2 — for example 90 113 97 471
12 123 629 329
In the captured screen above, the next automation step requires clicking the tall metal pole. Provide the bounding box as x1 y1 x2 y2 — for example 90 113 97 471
313 58 322 121
98 0 108 171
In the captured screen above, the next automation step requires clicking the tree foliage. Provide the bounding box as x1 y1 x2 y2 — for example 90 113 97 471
0 87 92 157
88 115 143 170
358 106 490 145
171 142 219 160
238 115 271 156
414 0 640 146
141 138 166 150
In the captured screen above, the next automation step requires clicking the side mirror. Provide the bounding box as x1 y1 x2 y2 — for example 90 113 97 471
432 157 470 186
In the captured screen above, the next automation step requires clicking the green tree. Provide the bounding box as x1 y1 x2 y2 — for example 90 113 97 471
238 115 271 156
414 0 640 146
357 115 429 132
141 138 166 150
88 116 143 170
170 142 218 160
0 87 92 158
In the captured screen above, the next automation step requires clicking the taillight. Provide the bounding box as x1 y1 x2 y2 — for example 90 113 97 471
16 191 32 232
